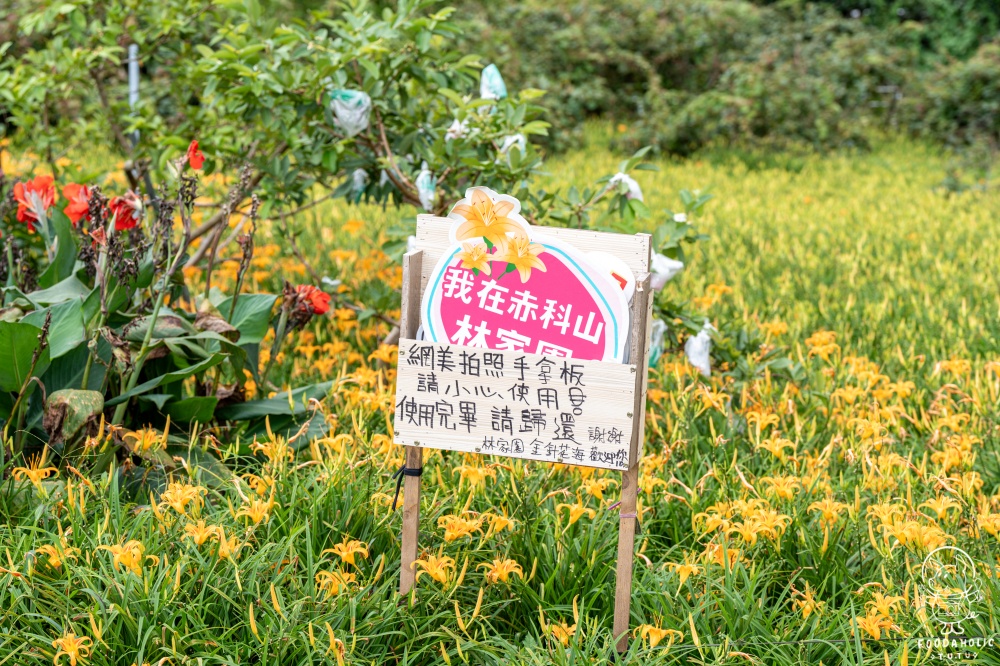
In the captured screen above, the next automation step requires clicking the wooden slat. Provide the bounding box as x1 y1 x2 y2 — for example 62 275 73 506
414 215 651 295
398 250 424 596
613 272 653 652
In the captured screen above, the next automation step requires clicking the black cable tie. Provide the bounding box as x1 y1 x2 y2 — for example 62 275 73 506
391 464 423 511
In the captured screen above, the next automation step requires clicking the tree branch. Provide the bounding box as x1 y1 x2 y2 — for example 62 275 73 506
89 68 134 155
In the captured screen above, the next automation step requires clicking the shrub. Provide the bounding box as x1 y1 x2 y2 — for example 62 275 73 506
617 4 918 155
904 41 1000 152
0 0 550 224
456 0 765 150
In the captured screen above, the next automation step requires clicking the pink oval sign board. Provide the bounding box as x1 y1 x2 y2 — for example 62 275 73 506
421 187 631 362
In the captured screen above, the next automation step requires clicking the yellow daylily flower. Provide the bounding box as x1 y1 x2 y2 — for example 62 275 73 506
13 452 58 495
792 582 825 619
315 569 357 598
413 554 455 586
122 424 168 455
579 477 618 501
557 501 596 525
183 520 220 547
235 496 278 525
635 624 682 648
453 464 497 491
158 481 206 516
478 557 523 584
438 514 483 542
52 631 93 666
36 541 80 570
215 527 242 561
323 539 369 567
809 498 849 526
97 540 158 576
665 560 701 591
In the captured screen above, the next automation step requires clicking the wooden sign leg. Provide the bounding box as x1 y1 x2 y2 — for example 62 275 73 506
613 463 639 651
399 445 423 595
397 249 424 596
613 269 654 653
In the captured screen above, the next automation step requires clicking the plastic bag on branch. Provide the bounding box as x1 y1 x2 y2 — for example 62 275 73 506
650 253 684 291
648 318 667 367
351 168 369 202
329 89 371 137
685 320 714 377
609 172 644 201
498 134 526 165
416 162 436 211
480 64 507 101
445 118 470 141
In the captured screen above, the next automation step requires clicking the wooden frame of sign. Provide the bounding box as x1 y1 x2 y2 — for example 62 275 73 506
394 214 652 653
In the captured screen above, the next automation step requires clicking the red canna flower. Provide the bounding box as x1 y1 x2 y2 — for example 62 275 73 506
13 175 56 232
89 226 107 248
187 140 204 170
297 284 331 315
108 190 144 231
283 282 331 329
62 183 91 226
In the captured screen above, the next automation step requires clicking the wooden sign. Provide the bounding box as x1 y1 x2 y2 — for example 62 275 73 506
393 187 653 652
395 340 636 469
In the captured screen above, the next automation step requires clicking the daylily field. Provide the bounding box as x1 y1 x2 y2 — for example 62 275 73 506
2 132 1000 665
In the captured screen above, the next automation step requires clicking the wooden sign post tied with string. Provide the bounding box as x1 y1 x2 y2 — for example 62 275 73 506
393 213 653 653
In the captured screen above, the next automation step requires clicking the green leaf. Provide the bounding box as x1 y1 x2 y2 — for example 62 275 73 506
40 338 109 393
37 210 78 288
138 393 174 410
215 381 333 420
0 390 13 423
28 276 89 306
105 354 227 406
44 389 103 447
21 299 85 360
163 396 219 423
217 294 277 345
124 314 195 342
0 321 50 392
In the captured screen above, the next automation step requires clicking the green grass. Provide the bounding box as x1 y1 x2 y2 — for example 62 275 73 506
2 129 1000 665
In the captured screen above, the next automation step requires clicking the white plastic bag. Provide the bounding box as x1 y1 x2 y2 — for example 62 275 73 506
480 64 507 100
416 161 436 211
351 168 369 202
499 133 527 164
650 252 684 291
648 318 667 367
609 172 643 202
685 320 715 377
445 118 469 141
329 89 371 138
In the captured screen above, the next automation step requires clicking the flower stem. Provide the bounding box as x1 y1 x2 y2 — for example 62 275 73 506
4 241 13 289
111 288 167 424
261 307 289 386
